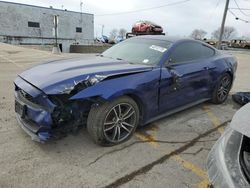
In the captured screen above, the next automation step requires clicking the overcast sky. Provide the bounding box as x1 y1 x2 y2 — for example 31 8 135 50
3 0 250 38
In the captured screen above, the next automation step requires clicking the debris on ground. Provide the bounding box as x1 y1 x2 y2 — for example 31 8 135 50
232 92 250 106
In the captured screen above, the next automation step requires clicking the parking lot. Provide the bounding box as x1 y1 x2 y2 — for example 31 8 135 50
0 43 249 188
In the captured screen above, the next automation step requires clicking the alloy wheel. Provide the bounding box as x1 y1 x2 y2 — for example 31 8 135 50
103 103 137 143
217 75 231 102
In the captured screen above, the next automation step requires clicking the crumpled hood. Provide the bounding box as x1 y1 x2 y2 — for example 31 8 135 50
19 56 153 94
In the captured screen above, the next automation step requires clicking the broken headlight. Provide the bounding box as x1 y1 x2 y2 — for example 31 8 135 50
88 75 107 85
62 75 107 95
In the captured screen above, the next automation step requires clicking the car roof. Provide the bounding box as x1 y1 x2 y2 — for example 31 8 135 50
131 35 218 51
134 35 191 43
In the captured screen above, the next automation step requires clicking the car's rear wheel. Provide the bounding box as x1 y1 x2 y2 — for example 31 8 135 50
211 73 232 104
87 96 139 146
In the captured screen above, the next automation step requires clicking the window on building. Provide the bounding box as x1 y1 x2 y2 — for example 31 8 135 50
28 21 40 28
76 27 82 33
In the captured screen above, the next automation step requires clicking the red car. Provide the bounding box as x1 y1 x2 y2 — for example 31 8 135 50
132 21 163 34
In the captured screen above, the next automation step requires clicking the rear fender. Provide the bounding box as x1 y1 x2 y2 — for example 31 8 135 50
210 56 236 92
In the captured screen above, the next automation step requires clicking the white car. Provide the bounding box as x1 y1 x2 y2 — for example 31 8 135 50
207 103 250 188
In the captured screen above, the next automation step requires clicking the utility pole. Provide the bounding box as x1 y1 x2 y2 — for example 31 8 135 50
217 0 230 49
54 15 58 47
52 15 61 54
80 1 83 22
101 25 104 36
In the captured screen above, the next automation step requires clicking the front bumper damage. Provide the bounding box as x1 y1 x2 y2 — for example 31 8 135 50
207 128 249 188
16 114 43 142
14 76 91 142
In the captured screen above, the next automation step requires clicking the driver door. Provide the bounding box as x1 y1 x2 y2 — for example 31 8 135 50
159 41 215 113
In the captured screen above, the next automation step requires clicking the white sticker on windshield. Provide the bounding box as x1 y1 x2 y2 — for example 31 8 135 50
149 45 167 53
143 59 149 63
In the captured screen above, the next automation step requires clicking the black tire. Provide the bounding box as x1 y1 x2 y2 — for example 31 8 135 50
211 73 232 104
87 96 139 146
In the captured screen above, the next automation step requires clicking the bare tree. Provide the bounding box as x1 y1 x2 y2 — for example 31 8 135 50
109 29 118 40
212 26 237 40
190 29 207 40
119 28 127 39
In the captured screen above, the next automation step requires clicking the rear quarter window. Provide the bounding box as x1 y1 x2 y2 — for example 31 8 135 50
201 45 215 58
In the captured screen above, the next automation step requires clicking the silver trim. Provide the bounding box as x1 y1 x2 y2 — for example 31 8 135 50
16 115 42 143
146 98 209 124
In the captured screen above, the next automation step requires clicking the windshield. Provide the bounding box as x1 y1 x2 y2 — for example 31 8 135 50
102 38 172 65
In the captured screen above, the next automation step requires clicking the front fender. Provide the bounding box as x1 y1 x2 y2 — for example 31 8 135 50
69 69 161 122
70 81 144 101
70 71 155 101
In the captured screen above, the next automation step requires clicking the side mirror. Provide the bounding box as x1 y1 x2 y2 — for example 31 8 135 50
165 58 173 69
165 64 172 69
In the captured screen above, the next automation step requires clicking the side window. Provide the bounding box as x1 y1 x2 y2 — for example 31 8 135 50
201 45 215 58
169 42 214 64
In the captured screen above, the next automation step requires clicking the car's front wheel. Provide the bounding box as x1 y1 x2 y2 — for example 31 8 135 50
87 96 139 146
211 73 232 104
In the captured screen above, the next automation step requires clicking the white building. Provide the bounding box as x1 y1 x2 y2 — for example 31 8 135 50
0 1 94 52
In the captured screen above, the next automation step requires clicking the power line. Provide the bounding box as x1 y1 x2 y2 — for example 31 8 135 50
228 9 237 17
229 7 250 11
207 0 222 26
215 0 222 10
232 0 250 17
210 0 222 17
95 0 191 16
228 9 250 23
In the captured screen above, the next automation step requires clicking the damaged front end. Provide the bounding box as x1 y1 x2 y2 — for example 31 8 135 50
48 94 92 137
14 64 153 142
14 75 103 142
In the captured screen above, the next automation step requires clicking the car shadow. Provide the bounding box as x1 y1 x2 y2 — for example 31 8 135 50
36 96 238 156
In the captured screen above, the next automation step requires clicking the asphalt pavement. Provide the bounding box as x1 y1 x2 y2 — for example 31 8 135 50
0 43 249 188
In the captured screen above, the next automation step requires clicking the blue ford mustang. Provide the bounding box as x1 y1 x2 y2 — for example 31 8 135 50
14 36 237 146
